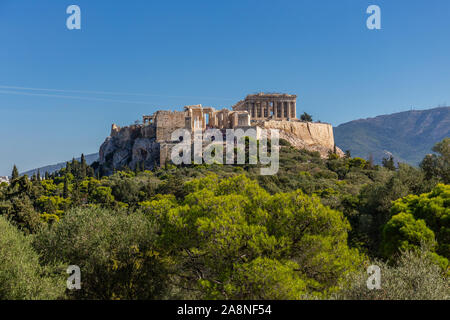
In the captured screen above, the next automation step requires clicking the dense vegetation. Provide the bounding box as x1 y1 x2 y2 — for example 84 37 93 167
0 138 449 300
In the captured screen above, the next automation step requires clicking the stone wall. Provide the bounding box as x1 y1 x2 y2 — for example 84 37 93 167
155 110 186 142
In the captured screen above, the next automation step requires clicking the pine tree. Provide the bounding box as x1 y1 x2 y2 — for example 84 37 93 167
37 170 41 182
45 171 49 180
11 165 19 180
300 112 313 122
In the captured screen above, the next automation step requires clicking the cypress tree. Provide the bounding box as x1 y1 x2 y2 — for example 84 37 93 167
11 165 19 180
87 166 94 178
80 154 87 179
63 176 69 198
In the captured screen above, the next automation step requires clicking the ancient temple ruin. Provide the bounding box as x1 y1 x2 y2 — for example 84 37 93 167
99 93 340 173
232 93 297 120
140 93 297 141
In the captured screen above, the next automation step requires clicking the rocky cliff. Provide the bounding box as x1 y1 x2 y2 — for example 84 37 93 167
257 120 343 157
99 124 161 173
99 120 341 174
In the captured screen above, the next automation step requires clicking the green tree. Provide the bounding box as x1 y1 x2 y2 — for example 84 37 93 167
63 176 69 199
145 174 363 299
300 112 313 122
382 155 396 170
420 138 450 183
0 216 64 299
11 165 19 180
335 247 449 300
383 184 450 264
80 154 87 179
381 212 436 258
33 207 170 300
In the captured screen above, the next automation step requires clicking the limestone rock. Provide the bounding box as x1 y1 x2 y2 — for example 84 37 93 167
258 120 343 158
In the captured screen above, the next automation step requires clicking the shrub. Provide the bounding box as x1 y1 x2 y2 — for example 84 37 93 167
0 216 64 299
382 184 450 265
334 247 450 300
33 207 170 300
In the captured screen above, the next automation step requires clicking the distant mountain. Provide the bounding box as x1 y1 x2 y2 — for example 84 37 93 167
334 107 450 165
21 153 99 177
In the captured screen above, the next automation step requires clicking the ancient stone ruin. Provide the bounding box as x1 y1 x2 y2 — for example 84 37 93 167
99 93 341 173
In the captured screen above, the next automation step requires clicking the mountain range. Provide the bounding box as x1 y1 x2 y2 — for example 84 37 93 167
21 153 99 177
334 107 450 165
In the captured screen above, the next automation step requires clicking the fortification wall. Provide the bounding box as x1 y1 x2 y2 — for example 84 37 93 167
155 111 186 142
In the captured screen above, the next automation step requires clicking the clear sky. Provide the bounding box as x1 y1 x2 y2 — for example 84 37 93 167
1 0 450 176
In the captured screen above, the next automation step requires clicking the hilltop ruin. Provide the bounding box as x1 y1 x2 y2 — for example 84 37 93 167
99 93 341 173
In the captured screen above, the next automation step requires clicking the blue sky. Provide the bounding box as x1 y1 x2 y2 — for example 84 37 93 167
1 0 450 175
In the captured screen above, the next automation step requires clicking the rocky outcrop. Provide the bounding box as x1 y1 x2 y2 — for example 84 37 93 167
99 119 342 174
256 120 343 157
99 124 160 173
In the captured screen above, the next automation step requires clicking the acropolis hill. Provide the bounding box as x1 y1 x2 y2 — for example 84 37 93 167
99 93 342 173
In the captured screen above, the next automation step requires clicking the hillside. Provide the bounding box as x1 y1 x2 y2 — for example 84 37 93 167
21 153 99 177
334 107 450 165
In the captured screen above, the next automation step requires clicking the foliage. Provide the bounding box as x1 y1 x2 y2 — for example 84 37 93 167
300 112 313 122
420 138 450 184
382 184 450 268
1 140 449 300
33 207 171 300
334 247 449 300
142 174 364 299
0 216 64 299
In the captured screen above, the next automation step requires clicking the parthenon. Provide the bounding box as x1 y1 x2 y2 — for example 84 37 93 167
232 93 297 120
